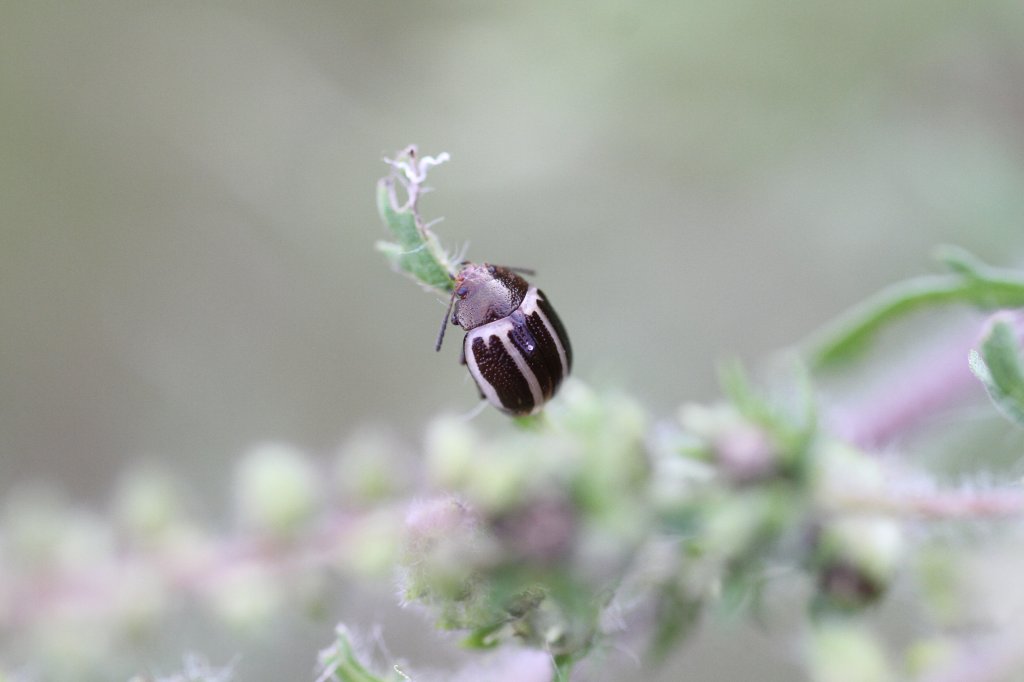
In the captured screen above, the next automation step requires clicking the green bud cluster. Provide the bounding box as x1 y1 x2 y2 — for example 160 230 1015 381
399 381 650 664
397 370 911 667
0 434 417 679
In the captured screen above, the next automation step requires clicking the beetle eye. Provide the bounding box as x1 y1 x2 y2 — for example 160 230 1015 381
456 286 469 297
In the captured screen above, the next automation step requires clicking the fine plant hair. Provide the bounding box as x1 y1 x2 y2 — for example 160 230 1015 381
8 146 1024 682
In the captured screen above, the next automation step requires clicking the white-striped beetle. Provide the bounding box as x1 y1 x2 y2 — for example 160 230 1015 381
436 263 572 416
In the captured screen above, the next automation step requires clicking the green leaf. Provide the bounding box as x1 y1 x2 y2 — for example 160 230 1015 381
719 359 817 465
461 621 507 650
805 248 1024 370
552 654 576 682
318 626 401 682
375 148 458 296
933 244 990 279
647 583 703 663
969 317 1024 427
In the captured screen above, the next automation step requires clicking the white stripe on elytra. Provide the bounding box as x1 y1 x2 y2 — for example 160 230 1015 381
521 289 569 380
498 327 544 407
464 330 503 409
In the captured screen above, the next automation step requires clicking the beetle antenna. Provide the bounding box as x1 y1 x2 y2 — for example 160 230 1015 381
435 289 457 352
503 266 536 276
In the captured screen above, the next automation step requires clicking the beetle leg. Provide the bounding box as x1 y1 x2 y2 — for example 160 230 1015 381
459 399 489 420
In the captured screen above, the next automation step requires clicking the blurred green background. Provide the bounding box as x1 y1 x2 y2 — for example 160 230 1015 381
3 1 1024 679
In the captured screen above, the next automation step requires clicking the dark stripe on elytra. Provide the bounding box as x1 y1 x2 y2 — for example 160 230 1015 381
471 335 536 414
505 311 554 400
536 290 573 372
506 311 537 358
523 312 564 398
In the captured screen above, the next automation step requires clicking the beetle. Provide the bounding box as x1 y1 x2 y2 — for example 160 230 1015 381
435 263 572 416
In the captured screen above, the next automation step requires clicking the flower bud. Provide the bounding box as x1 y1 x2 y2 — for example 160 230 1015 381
113 467 184 542
333 429 413 506
425 417 481 490
399 497 498 627
207 563 282 632
812 441 885 511
335 508 403 578
680 403 780 484
814 516 903 610
905 637 957 678
234 443 320 536
806 621 894 682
